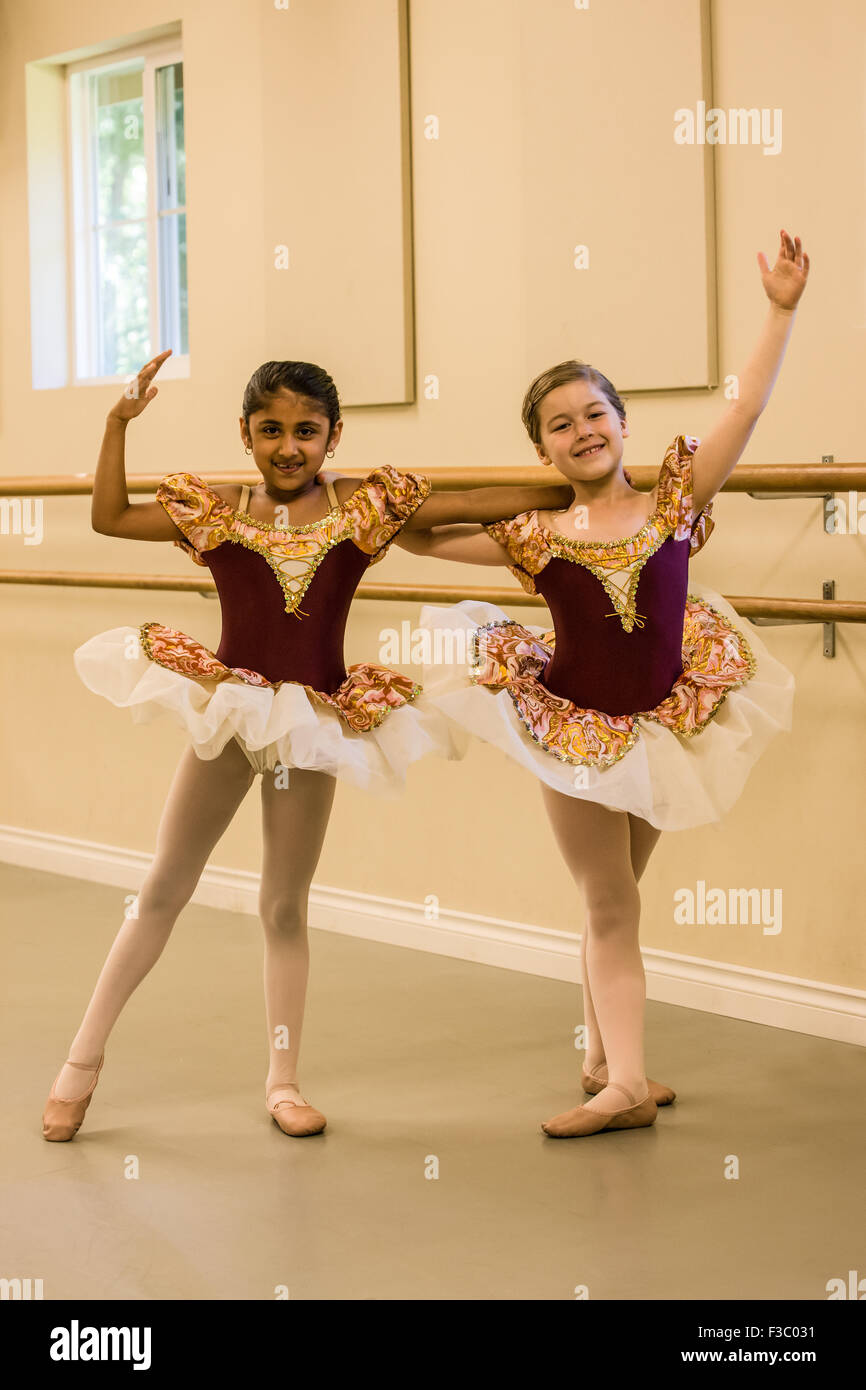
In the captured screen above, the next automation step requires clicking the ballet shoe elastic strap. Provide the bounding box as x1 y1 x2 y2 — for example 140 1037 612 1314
267 1087 310 1108
602 1082 637 1107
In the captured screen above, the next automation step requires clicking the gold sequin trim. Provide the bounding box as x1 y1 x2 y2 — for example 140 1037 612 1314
232 494 349 534
537 495 663 551
638 594 758 736
307 679 423 729
138 621 163 664
468 620 641 768
506 693 641 769
468 619 520 685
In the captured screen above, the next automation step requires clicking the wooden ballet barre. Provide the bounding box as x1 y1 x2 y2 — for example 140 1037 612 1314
2 464 866 496
1 570 864 625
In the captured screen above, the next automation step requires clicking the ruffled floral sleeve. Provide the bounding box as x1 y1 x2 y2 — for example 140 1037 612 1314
657 435 715 555
346 465 433 564
483 514 549 595
156 473 234 567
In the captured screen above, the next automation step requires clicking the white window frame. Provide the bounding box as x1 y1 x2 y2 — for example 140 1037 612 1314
67 35 187 385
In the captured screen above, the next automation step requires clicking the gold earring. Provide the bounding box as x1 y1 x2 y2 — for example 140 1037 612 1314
245 447 252 455
326 449 335 458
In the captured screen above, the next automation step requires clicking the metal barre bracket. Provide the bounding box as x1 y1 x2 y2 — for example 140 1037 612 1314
747 456 864 538
747 491 832 501
750 580 836 657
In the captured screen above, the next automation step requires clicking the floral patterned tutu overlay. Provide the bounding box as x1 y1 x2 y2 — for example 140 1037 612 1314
468 594 757 769
139 621 420 733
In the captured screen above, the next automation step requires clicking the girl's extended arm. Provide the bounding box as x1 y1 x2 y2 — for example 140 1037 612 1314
91 349 190 540
691 229 810 515
394 523 512 566
402 478 573 529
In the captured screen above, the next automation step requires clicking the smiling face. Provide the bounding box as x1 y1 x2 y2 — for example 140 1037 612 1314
239 388 343 495
534 379 629 484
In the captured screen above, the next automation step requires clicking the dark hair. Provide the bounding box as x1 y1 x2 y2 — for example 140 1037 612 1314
521 360 626 446
242 361 341 436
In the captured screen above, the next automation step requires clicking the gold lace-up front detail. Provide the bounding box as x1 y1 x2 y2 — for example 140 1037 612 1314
547 542 661 634
588 555 651 632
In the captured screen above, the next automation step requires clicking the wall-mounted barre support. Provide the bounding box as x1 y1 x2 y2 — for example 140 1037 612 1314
747 457 865 538
747 581 838 657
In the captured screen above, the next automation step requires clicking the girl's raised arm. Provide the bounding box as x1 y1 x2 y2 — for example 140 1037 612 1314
394 523 512 566
401 479 573 529
691 229 810 516
91 350 187 541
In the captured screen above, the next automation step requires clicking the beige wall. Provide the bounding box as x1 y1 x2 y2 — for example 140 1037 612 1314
1 0 864 992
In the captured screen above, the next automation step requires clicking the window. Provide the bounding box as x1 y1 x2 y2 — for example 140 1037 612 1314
68 38 187 382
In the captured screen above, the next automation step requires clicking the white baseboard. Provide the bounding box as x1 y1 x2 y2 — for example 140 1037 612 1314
2 824 864 1046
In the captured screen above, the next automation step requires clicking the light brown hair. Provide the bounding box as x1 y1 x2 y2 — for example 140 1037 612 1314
521 360 626 446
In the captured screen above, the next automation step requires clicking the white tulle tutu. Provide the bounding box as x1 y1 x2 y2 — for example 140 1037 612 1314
73 625 464 797
416 581 794 830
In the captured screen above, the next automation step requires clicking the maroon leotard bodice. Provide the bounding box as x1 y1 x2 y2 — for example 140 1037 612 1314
535 535 691 715
204 540 370 689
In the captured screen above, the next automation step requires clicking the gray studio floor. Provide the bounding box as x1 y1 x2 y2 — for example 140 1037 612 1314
2 861 862 1301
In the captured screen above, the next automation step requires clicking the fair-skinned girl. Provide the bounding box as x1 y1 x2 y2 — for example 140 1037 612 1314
405 230 809 1137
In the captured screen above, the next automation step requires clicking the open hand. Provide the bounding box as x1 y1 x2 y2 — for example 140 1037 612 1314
757 230 809 311
108 349 173 422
